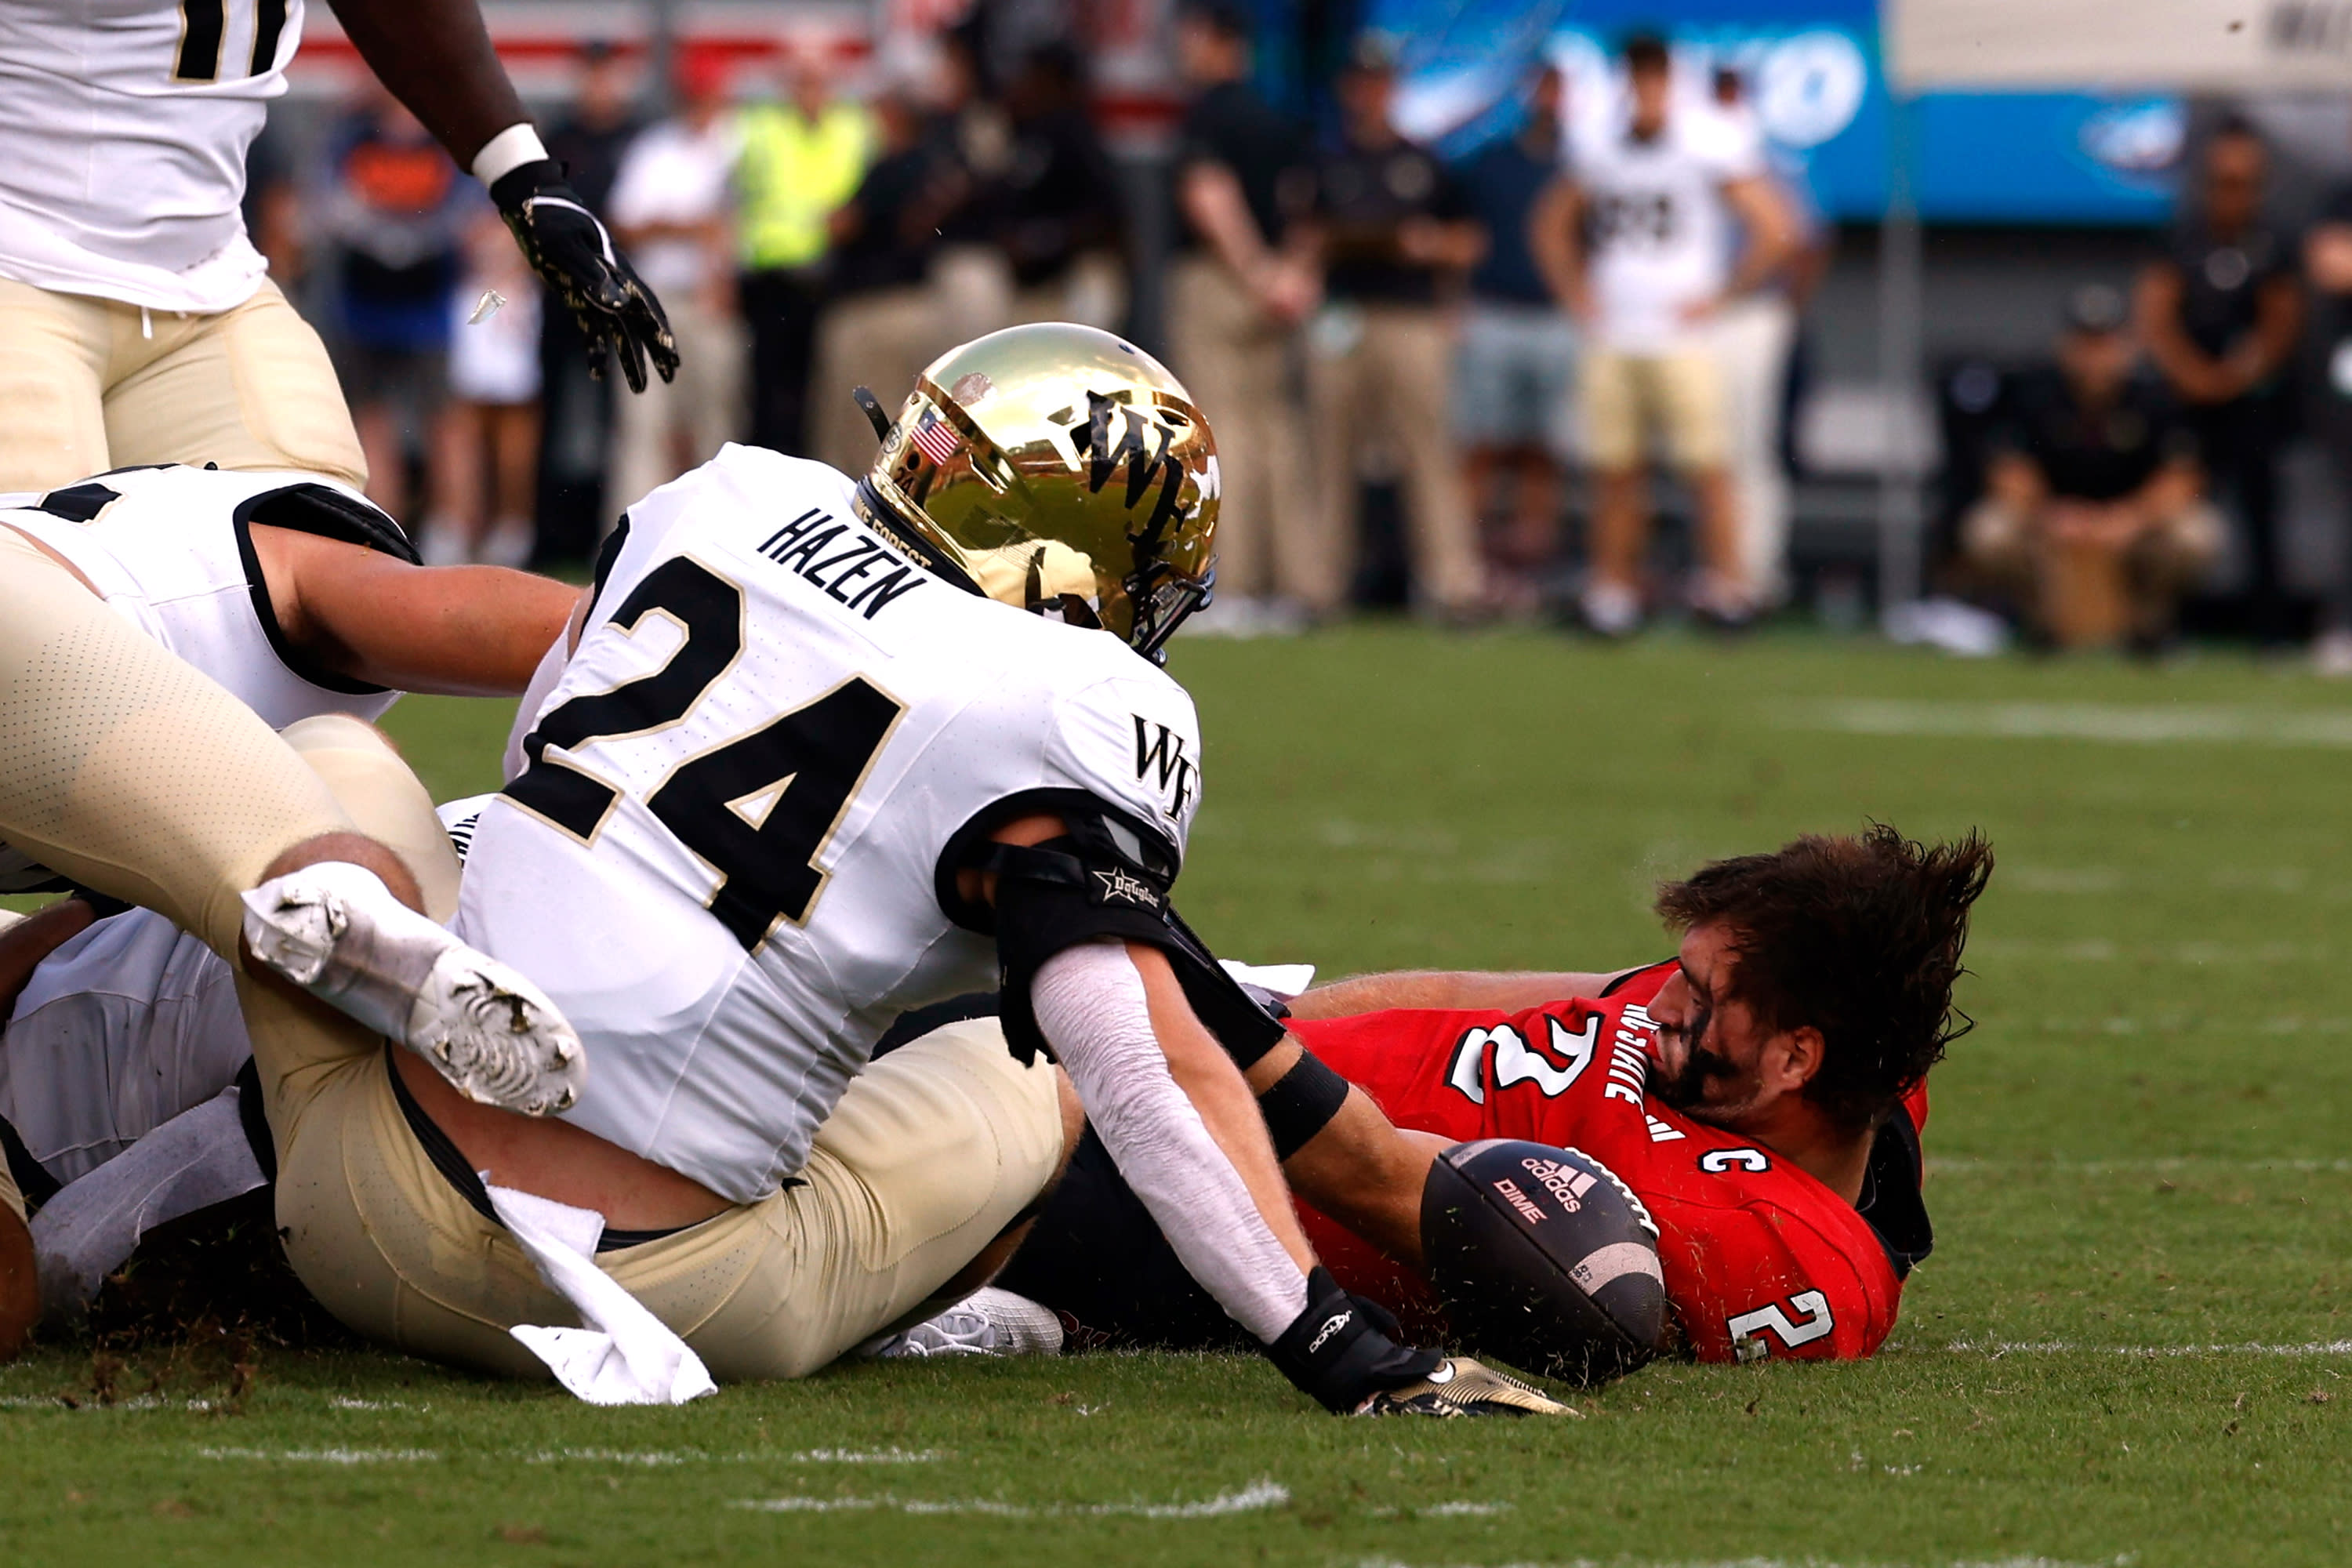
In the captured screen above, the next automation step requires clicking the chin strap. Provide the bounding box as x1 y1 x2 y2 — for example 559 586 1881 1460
850 479 984 597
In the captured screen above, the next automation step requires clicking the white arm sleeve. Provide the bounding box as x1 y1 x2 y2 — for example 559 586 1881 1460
1032 942 1308 1344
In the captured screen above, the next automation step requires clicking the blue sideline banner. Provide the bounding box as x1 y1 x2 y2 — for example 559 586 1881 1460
1367 0 2184 225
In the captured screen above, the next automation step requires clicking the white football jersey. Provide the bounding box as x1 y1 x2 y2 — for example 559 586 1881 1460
0 0 299 311
0 795 499 1190
459 445 1205 1203
1569 103 1762 352
0 464 410 891
0 909 247 1186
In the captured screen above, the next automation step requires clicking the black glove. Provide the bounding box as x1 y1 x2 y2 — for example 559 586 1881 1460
490 159 679 394
1265 1267 1442 1414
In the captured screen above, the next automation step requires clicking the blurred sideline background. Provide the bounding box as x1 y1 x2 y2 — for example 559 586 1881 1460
250 0 2352 659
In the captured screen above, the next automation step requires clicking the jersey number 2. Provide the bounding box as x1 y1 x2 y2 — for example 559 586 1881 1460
503 557 905 950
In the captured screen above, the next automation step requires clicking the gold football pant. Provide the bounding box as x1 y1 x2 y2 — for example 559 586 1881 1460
0 528 355 959
0 276 366 495
241 719 1065 1383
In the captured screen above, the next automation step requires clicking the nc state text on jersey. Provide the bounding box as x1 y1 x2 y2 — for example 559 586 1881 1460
757 507 927 619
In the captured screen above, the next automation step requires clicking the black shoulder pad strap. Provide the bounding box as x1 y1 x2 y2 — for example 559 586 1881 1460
988 837 1179 1065
948 790 1287 1069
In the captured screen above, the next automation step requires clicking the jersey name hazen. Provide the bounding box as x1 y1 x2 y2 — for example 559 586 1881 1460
756 506 927 619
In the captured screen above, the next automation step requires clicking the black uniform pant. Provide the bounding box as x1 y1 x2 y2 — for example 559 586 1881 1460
2188 396 2288 642
740 268 826 458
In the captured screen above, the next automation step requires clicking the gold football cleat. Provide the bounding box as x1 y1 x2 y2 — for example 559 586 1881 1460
1356 1357 1577 1418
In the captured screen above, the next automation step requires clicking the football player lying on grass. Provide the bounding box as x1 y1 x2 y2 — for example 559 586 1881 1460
0 824 1984 1385
902 826 1993 1376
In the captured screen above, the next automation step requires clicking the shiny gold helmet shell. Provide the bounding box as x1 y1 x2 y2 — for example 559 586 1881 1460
854 322 1219 661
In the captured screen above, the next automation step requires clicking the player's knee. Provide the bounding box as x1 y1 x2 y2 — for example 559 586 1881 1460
256 833 425 915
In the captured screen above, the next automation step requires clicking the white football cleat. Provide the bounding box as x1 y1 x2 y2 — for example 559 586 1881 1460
241 860 585 1116
859 1287 1066 1359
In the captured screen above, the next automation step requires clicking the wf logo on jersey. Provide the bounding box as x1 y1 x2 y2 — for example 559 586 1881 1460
1134 717 1197 818
1076 391 1189 550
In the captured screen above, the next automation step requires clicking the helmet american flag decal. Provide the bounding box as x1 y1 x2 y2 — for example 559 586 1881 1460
910 412 961 466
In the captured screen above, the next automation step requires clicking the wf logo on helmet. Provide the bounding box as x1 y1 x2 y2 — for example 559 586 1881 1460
1073 390 1189 548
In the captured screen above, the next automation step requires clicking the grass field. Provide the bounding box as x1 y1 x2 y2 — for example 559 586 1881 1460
6 626 2352 1566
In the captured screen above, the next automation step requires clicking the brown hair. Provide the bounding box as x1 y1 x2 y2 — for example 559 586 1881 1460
1654 826 1994 1134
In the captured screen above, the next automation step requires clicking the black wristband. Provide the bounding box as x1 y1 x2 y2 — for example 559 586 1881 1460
1257 1051 1350 1160
1265 1266 1441 1414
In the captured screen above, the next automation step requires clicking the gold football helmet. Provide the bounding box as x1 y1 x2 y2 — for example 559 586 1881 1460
851 322 1219 662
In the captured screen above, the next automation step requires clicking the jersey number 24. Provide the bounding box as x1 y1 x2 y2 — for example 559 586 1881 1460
503 557 906 950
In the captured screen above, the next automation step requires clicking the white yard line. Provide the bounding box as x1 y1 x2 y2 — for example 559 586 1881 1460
732 1479 1290 1519
197 1446 439 1463
1795 697 2352 749
1939 1339 2352 1357
1928 1156 2352 1174
1354 1558 2130 1568
525 1447 941 1466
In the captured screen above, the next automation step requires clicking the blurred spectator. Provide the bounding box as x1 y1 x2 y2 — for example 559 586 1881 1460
2135 118 2303 645
1454 64 1573 617
1301 36 1486 623
1166 0 1319 634
314 87 474 524
926 30 1018 343
1537 33 1792 636
737 52 874 456
1000 44 1126 329
535 42 644 566
811 88 953 474
1962 285 2221 652
1710 65 1830 611
434 212 543 566
2302 134 2352 673
606 49 746 513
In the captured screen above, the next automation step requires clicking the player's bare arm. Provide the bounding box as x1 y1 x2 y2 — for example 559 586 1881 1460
965 812 1315 1274
322 0 677 391
1286 967 1645 1021
1238 1033 1443 1263
253 527 583 698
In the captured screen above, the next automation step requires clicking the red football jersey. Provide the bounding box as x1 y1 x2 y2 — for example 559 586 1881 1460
1289 963 1929 1363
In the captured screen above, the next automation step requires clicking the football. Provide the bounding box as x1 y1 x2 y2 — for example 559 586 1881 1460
1420 1138 1670 1387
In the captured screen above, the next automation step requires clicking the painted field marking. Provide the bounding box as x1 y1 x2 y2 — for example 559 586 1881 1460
1353 1558 2131 1568
525 1447 940 1466
198 1446 438 1463
0 1394 226 1411
1928 1156 2352 1174
732 1479 1290 1519
1795 698 2352 749
1939 1340 2352 1357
